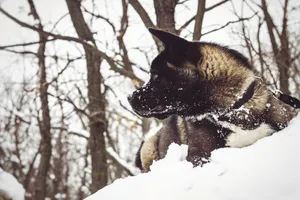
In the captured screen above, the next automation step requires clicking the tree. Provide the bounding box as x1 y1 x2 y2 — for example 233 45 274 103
25 1 52 199
65 0 108 192
234 0 300 97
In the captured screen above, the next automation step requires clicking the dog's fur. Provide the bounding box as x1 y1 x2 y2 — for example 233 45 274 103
128 28 293 172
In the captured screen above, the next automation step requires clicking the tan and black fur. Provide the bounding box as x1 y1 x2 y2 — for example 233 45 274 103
0 189 12 200
129 28 294 172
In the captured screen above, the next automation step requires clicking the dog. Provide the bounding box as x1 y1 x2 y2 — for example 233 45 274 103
128 28 294 172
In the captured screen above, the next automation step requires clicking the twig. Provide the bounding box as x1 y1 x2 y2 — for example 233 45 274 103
202 13 257 36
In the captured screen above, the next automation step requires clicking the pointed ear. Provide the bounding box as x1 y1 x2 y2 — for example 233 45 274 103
148 28 188 49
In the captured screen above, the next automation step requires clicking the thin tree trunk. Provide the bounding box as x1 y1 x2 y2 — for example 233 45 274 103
278 0 290 94
261 0 290 94
35 33 52 200
65 0 108 192
193 0 206 41
27 0 52 199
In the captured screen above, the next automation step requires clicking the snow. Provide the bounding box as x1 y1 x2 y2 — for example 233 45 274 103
0 168 25 200
86 113 300 200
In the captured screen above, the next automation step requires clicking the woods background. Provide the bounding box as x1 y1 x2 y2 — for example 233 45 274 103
0 0 299 199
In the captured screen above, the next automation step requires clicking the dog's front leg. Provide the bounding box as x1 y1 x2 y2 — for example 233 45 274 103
185 118 230 166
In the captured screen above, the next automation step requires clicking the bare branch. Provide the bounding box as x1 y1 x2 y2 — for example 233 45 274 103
48 56 83 85
206 0 230 11
0 49 37 56
47 92 89 118
27 0 42 29
0 39 55 49
52 126 89 140
69 131 89 140
202 13 256 36
128 0 155 28
105 84 139 117
49 13 69 33
107 147 138 176
82 7 116 34
0 7 143 84
128 0 164 51
177 16 195 34
178 0 230 34
177 0 189 5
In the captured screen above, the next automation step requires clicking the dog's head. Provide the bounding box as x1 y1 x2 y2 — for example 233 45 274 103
128 28 205 119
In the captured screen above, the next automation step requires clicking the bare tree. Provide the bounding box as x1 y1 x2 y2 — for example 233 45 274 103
234 0 300 97
130 0 231 48
261 0 291 94
25 1 53 199
65 0 108 192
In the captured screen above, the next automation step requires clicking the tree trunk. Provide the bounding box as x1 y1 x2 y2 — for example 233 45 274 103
278 0 290 94
154 0 177 33
65 0 108 192
26 1 53 199
193 0 206 41
153 0 177 51
261 0 290 94
34 33 52 200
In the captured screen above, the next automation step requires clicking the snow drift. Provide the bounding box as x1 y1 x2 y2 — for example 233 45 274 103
86 114 300 200
0 168 25 200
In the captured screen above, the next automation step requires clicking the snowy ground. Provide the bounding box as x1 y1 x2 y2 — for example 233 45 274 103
86 113 300 200
0 168 25 200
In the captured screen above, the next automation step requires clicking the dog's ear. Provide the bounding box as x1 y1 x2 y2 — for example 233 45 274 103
149 28 200 65
149 28 188 49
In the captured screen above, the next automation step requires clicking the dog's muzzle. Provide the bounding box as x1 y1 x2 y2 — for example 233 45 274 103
127 92 146 114
127 91 166 117
127 93 134 105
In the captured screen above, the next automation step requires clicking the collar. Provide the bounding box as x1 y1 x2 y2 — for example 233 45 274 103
186 80 257 123
217 80 256 122
235 78 300 110
231 80 256 110
273 91 300 109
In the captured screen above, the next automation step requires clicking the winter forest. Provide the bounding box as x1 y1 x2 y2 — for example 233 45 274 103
0 0 300 199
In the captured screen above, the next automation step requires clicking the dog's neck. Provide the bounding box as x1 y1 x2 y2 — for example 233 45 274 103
185 78 257 124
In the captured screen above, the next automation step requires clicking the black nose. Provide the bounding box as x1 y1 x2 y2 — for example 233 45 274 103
127 94 133 103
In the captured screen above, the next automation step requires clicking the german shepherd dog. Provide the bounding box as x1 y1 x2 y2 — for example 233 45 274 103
128 28 295 172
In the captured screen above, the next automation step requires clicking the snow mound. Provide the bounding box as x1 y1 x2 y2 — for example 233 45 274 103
0 168 25 200
86 114 300 200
